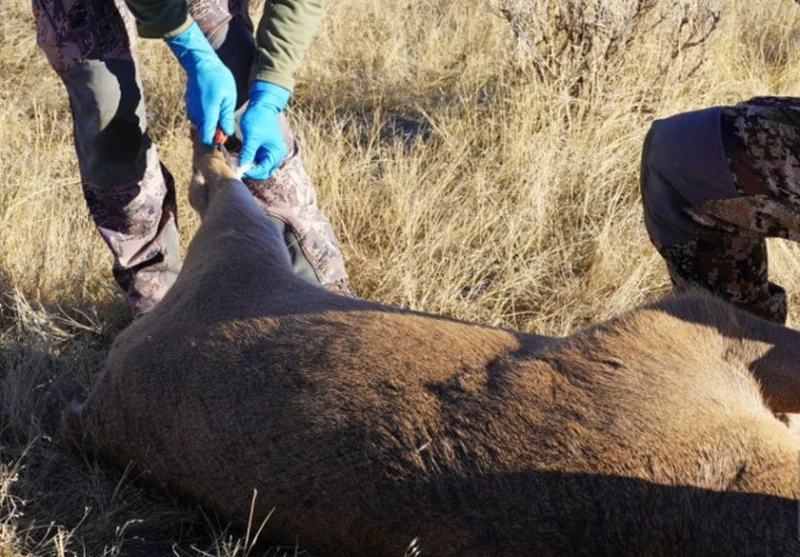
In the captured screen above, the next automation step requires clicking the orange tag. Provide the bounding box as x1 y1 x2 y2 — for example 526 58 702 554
213 128 228 146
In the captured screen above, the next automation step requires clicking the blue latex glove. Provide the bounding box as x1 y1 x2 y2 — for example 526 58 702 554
165 22 236 145
238 80 291 180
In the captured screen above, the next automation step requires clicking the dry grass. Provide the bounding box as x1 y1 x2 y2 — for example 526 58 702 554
3 0 800 554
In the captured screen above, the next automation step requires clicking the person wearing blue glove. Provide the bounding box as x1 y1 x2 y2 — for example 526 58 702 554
164 20 238 146
237 80 291 179
33 0 352 317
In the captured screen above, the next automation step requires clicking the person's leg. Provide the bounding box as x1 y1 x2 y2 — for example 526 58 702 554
238 118 353 293
33 0 180 316
640 98 800 324
186 0 353 294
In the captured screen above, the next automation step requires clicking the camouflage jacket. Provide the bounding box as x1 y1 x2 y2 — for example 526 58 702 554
124 0 323 91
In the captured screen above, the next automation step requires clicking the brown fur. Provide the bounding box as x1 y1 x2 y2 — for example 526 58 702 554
63 139 800 556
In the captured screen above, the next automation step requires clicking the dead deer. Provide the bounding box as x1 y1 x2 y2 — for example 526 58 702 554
63 136 800 557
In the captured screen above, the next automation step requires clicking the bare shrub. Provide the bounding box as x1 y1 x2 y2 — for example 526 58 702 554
490 0 723 93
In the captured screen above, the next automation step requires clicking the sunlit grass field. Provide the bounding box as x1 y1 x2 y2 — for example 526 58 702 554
3 0 800 554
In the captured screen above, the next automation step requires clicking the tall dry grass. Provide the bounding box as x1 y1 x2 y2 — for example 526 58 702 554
3 0 800 554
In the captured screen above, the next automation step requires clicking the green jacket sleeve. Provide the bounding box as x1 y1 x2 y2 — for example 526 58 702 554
123 0 193 38
122 0 321 92
251 0 324 93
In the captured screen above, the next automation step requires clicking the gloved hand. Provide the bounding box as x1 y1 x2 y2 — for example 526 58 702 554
165 22 236 145
238 80 291 180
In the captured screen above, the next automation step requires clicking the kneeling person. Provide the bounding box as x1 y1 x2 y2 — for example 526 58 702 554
641 97 800 324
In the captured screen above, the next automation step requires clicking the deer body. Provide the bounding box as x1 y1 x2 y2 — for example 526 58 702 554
64 146 800 556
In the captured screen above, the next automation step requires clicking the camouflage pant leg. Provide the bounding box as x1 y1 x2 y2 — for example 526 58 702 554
641 98 800 324
257 119 351 293
217 121 351 293
33 0 180 316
